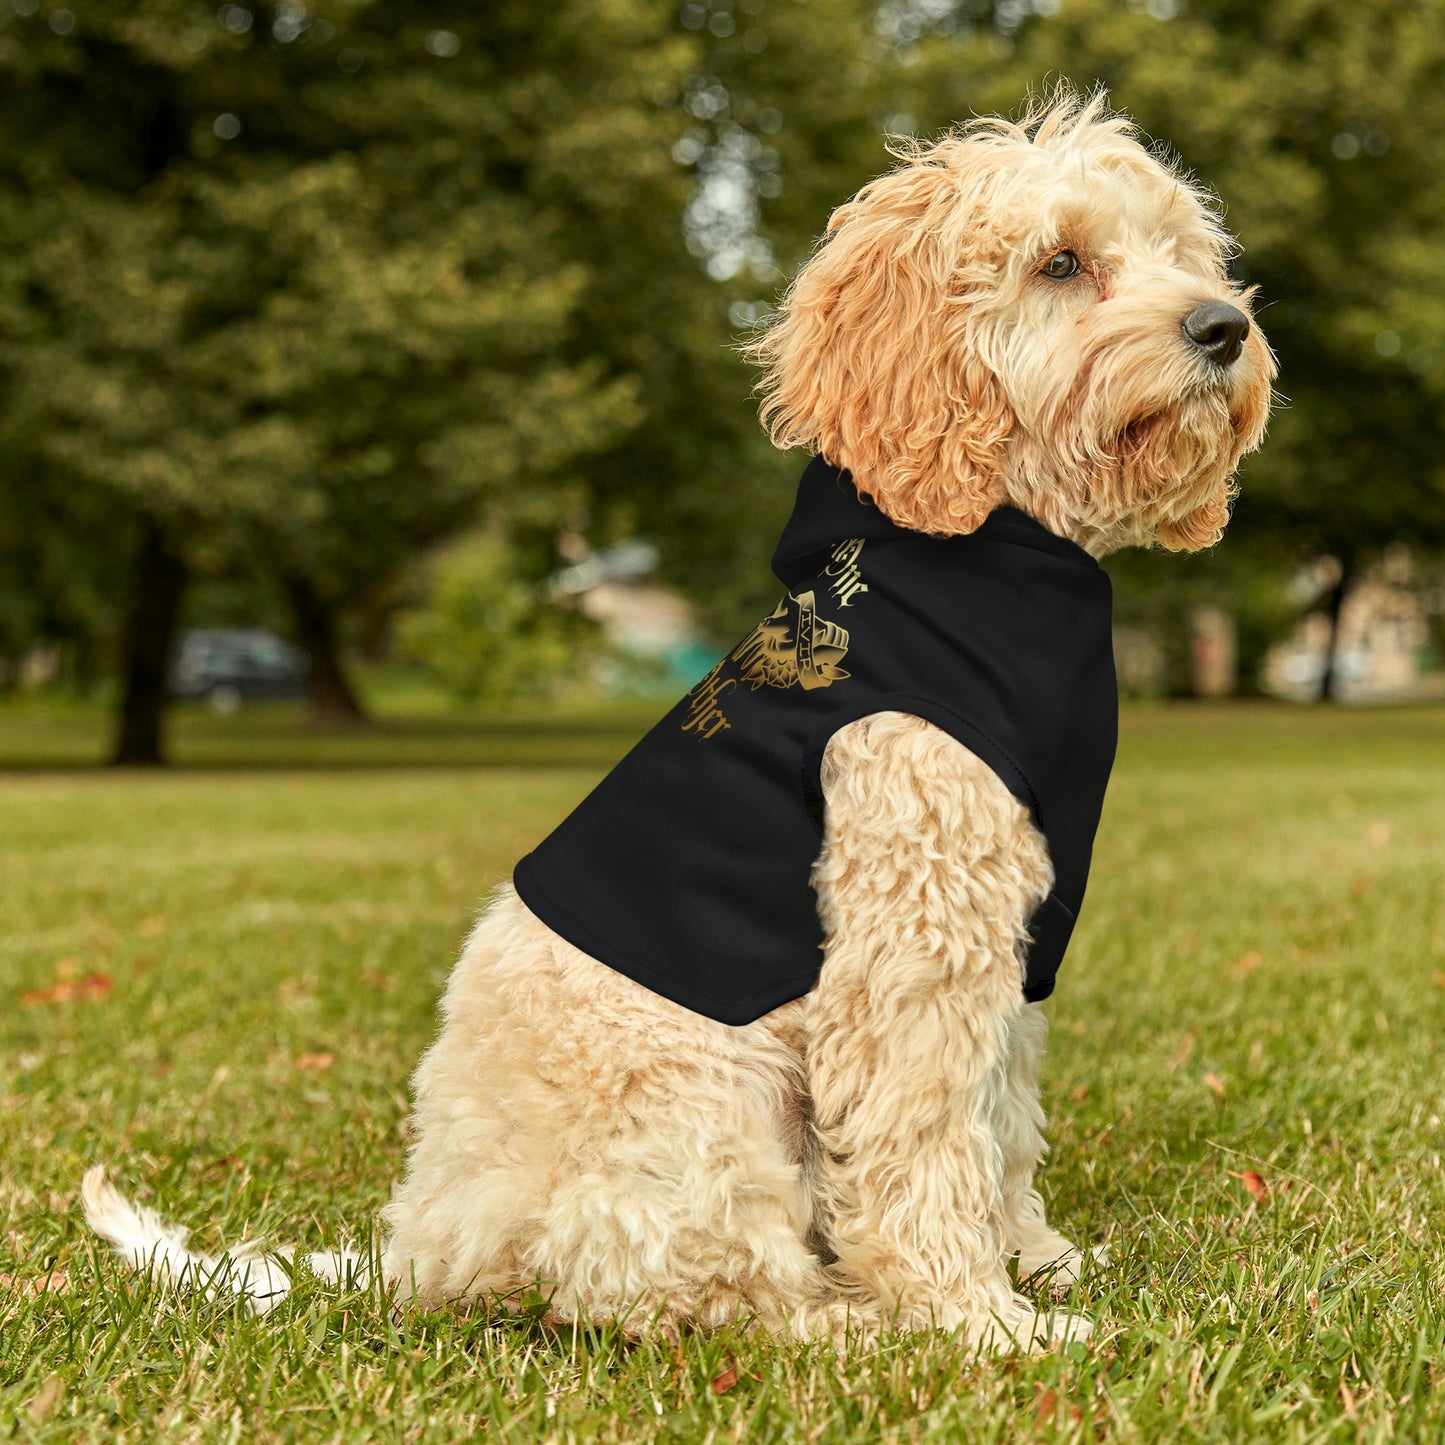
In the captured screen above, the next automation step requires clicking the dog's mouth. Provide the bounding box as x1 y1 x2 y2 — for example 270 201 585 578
1117 404 1209 458
1119 382 1241 453
1110 391 1241 509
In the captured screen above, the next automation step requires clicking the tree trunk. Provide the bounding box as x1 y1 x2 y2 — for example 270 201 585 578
1316 556 1355 703
283 572 367 724
111 522 187 766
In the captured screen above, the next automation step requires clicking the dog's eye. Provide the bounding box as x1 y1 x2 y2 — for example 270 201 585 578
1040 250 1081 280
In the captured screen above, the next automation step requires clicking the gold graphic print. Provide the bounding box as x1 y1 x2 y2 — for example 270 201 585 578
681 540 865 739
682 660 737 739
824 537 869 607
730 597 798 690
732 590 851 692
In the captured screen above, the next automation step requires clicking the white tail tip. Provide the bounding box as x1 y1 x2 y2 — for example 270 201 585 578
81 1166 368 1315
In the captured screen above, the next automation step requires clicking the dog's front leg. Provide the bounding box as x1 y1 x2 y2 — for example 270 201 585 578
994 1005 1099 1289
805 712 1089 1350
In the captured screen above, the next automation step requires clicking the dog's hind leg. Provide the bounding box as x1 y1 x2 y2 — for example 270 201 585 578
509 985 836 1341
804 713 1091 1350
383 889 834 1338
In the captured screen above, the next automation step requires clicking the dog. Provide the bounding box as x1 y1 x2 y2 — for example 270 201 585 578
85 88 1274 1352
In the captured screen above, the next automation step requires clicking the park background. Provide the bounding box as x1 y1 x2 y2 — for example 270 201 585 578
2 2 1444 1443
2 0 1445 750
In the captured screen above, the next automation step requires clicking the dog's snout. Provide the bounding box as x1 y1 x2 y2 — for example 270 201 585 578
1182 302 1250 367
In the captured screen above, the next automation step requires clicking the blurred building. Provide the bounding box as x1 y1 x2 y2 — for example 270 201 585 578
1262 551 1440 701
546 540 714 691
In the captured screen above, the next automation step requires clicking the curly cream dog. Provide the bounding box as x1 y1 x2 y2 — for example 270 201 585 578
85 91 1273 1350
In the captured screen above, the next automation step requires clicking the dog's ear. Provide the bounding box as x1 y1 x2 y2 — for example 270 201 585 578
748 152 1012 536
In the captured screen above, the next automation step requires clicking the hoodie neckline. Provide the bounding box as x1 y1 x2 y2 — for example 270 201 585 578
771 455 1100 585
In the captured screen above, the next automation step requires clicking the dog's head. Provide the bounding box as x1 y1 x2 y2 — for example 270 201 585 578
749 89 1275 553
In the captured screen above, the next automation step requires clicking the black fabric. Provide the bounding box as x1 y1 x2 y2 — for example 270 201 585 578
514 456 1118 1025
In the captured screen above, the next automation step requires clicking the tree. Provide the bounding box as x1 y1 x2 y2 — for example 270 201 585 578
0 1 696 758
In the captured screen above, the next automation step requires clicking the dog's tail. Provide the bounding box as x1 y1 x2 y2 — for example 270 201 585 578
81 1165 368 1315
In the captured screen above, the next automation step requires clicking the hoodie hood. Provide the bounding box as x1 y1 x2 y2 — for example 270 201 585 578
771 455 1099 587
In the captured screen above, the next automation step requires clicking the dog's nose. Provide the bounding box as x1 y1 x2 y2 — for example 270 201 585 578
1182 302 1250 367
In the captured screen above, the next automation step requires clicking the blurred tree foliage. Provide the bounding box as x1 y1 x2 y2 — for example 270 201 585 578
590 0 883 631
4 0 1445 747
0 1 697 755
396 528 602 704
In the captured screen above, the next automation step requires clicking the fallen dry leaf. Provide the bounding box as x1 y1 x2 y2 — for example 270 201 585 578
362 968 394 991
1228 1169 1268 1201
1204 1071 1227 1098
1070 1083 1089 1103
21 973 113 1007
1432 973 1445 990
1232 950 1263 977
1349 876 1372 899
710 1358 740 1396
21 982 68 1007
296 1051 335 1072
1168 1033 1196 1072
1034 1386 1059 1426
0 1268 69 1299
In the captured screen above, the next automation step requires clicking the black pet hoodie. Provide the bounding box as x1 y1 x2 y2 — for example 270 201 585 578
514 456 1118 1024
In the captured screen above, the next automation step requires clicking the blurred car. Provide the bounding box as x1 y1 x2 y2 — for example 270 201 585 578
169 628 310 712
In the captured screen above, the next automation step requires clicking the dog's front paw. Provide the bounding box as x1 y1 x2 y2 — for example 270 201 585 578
970 1296 1093 1354
1032 1308 1093 1347
1018 1239 1110 1294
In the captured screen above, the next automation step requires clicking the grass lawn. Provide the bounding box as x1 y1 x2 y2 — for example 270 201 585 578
2 700 1443 1442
